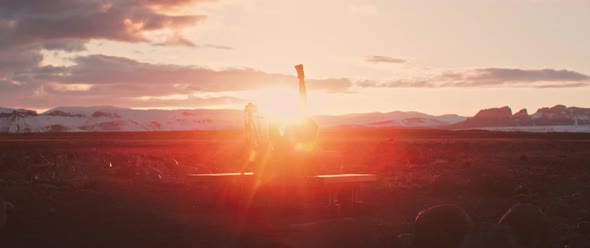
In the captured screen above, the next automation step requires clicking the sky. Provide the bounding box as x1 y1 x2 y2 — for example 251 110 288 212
1 0 589 116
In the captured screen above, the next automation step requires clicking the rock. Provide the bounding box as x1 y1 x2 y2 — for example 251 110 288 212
513 109 531 125
531 105 590 126
453 106 515 128
461 223 520 248
412 204 472 248
475 106 513 120
498 203 546 247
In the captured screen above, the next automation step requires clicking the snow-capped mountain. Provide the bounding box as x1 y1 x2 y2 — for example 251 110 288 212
3 105 588 133
38 106 244 132
0 106 466 133
314 111 465 127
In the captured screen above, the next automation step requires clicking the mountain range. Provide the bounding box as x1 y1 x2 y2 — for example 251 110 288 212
452 105 590 130
0 105 589 133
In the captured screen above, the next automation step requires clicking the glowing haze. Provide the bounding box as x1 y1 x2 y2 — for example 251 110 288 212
1 0 589 116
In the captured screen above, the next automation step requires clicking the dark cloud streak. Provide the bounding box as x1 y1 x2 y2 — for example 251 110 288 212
0 0 207 47
442 68 590 87
52 55 353 92
356 68 590 88
0 0 211 81
534 82 588 88
0 0 229 109
202 44 233 50
366 56 406 64
0 54 353 109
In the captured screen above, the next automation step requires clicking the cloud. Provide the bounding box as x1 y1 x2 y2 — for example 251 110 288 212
0 44 43 76
5 54 588 109
0 0 213 83
355 68 590 88
439 68 590 87
40 40 87 52
54 55 352 91
0 0 246 109
153 32 198 47
534 82 588 88
467 68 589 83
1 0 587 109
0 54 353 109
348 4 379 17
356 80 434 88
366 56 406 64
130 95 244 108
0 0 208 47
42 53 350 94
0 89 242 109
307 78 354 92
202 44 233 50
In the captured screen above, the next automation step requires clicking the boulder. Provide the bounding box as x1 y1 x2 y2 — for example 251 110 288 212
412 204 472 248
498 203 546 247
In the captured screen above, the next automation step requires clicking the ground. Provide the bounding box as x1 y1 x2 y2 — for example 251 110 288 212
1 129 589 247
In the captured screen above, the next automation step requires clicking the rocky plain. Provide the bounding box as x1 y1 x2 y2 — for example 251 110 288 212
0 128 589 247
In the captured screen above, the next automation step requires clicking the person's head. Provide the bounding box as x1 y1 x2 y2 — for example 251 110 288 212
244 103 257 114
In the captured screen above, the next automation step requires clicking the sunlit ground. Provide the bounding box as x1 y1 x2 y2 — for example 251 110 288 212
2 130 590 247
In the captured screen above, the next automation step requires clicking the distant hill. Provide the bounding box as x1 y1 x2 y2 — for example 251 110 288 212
314 111 465 128
0 106 465 133
451 105 590 131
2 105 588 133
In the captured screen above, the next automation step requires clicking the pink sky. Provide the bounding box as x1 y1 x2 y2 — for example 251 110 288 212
1 0 589 115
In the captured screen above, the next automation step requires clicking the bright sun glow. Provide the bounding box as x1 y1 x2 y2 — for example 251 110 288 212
244 88 302 123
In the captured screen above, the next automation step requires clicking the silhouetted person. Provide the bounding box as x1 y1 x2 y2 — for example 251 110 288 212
244 102 258 147
242 102 260 174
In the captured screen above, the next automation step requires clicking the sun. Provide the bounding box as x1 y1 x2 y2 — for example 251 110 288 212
246 88 303 123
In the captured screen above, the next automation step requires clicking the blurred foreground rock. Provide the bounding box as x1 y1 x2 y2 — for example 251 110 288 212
412 204 472 248
498 203 546 247
395 203 553 248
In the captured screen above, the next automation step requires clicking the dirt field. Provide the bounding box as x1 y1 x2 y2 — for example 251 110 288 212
1 129 590 247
